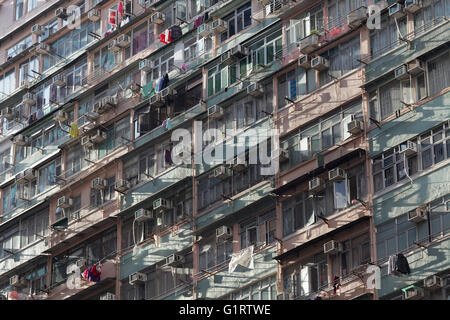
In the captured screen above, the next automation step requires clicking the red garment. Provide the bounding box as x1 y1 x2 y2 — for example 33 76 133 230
159 29 172 44
118 1 124 18
109 10 117 25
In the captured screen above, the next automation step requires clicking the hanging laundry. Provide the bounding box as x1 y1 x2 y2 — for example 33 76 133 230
158 75 165 92
82 264 102 283
37 108 44 120
118 1 124 18
161 119 167 128
396 253 411 275
109 9 117 26
388 254 399 276
169 25 183 40
229 245 254 273
332 275 341 294
165 148 173 165
69 122 79 138
159 29 172 44
161 73 170 90
165 118 172 130
193 16 203 29
154 234 161 247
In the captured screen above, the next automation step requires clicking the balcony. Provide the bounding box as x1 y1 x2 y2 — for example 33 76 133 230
369 91 450 158
0 238 48 277
276 68 363 136
47 259 117 300
119 221 194 280
49 200 120 249
120 165 193 212
364 17 449 84
196 181 274 232
280 204 370 256
195 245 277 299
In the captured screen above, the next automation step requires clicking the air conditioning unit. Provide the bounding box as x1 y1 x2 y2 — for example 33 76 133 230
231 44 249 59
23 168 36 181
23 92 36 105
298 33 320 54
100 292 116 300
88 9 101 22
57 196 73 209
347 6 367 28
14 134 30 146
212 19 227 33
216 226 232 239
328 168 345 181
408 207 427 223
164 254 184 267
198 24 212 38
211 165 231 180
394 65 409 80
76 258 87 271
151 12 165 24
54 110 68 122
102 96 117 109
400 141 417 156
324 240 340 254
405 0 422 13
93 100 105 114
15 171 27 184
389 3 405 19
311 56 329 71
1 107 15 121
108 40 121 52
115 179 131 193
91 129 107 143
153 198 172 212
10 275 26 287
424 275 443 291
129 272 147 285
55 7 68 19
117 34 131 48
20 79 32 89
308 177 324 192
149 93 164 107
81 135 94 148
347 119 364 135
247 82 264 97
31 24 45 35
407 59 424 75
207 105 223 119
135 208 154 222
52 74 66 87
35 43 51 55
140 59 154 72
91 177 107 190
221 50 237 66
403 287 424 300
298 55 311 69
160 87 176 99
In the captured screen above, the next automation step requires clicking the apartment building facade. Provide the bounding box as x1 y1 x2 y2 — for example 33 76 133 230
0 0 448 301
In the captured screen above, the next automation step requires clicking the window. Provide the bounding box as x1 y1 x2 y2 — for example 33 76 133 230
199 237 233 271
240 209 276 249
2 184 20 214
328 0 366 29
427 51 450 96
90 176 115 208
330 233 370 277
370 13 407 58
373 122 450 193
132 22 149 56
226 275 277 300
37 158 61 194
19 57 39 85
0 149 11 174
220 2 252 43
15 0 24 20
414 0 450 33
283 254 328 298
66 144 85 177
0 69 16 99
286 4 323 50
280 100 362 171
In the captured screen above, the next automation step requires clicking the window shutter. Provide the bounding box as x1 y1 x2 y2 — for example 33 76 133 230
341 115 353 140
300 266 311 296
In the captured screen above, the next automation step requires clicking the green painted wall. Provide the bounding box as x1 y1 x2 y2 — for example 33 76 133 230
195 246 277 299
369 91 450 158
